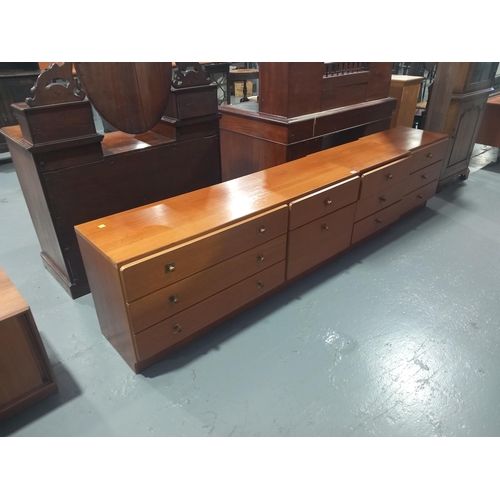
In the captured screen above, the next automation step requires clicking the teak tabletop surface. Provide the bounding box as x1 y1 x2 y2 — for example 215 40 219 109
75 139 410 266
0 268 29 322
357 126 449 151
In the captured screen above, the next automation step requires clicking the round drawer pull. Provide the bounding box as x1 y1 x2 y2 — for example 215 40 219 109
422 174 428 180
417 194 423 200
379 195 387 202
165 262 176 273
375 218 383 224
321 224 329 231
173 323 182 334
258 226 266 234
257 254 265 262
257 280 264 289
386 173 393 180
169 294 179 304
427 153 433 158
324 198 332 206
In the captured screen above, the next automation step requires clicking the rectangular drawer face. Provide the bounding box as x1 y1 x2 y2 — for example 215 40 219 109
351 201 401 245
127 235 287 333
408 139 449 174
134 261 286 362
286 203 356 280
120 205 288 302
359 157 409 199
404 160 442 195
354 181 405 222
289 177 360 230
400 179 438 216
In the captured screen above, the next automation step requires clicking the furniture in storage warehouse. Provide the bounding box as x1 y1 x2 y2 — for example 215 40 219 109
0 63 40 154
75 126 449 373
218 62 397 181
0 62 223 299
424 62 499 188
388 75 423 128
475 93 500 148
0 268 58 420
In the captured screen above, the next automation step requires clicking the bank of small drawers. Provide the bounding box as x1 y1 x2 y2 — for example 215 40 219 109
287 177 360 279
123 206 289 357
121 205 289 302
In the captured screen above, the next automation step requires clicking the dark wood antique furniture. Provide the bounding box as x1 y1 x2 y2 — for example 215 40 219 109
75 126 448 373
475 93 500 148
0 267 57 420
0 63 40 154
0 62 223 299
218 62 397 181
424 62 499 188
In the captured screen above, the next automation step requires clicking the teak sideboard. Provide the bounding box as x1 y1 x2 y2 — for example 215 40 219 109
75 127 449 373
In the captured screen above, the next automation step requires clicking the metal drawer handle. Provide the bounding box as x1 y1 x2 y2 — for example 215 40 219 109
169 294 179 304
165 262 176 273
324 198 332 206
257 280 264 289
258 225 266 234
386 173 393 180
379 195 387 202
173 323 182 334
257 254 265 262
422 174 428 180
427 153 433 158
321 224 329 231
375 218 383 224
417 194 423 200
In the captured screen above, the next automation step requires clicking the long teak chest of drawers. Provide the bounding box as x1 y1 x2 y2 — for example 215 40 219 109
76 127 449 373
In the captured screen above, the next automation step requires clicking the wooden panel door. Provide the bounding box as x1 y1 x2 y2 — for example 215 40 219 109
442 94 488 178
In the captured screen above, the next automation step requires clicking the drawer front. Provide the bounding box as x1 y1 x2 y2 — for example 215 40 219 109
400 179 438 216
404 160 442 194
408 139 449 174
289 177 360 230
127 235 287 333
134 261 286 362
359 157 409 199
121 205 288 302
287 203 356 280
351 201 401 245
354 181 405 222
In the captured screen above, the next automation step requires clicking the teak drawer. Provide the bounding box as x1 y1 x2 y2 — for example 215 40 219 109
359 157 409 199
408 139 449 174
287 203 356 280
404 160 442 194
289 177 360 230
400 179 438 216
134 261 286 362
127 235 287 333
354 181 405 222
120 205 288 302
351 201 401 245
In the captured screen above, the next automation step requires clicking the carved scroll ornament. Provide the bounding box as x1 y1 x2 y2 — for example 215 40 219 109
172 62 211 88
26 62 86 107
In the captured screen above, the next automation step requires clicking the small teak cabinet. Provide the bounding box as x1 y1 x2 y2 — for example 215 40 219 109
75 127 449 373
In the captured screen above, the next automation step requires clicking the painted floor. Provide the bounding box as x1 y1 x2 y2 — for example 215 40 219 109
1 144 500 437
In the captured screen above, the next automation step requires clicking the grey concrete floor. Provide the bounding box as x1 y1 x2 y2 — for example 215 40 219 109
1 144 500 437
